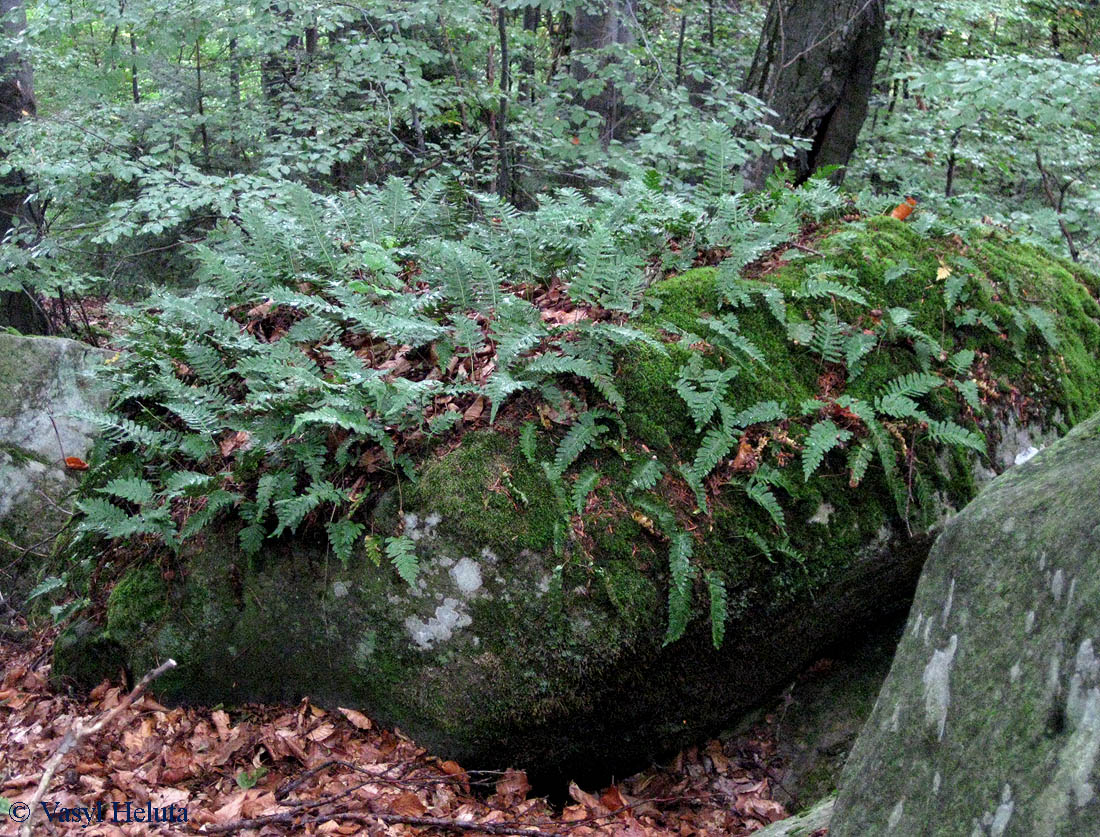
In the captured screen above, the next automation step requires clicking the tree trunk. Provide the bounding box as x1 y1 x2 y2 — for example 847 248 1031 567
569 0 636 146
742 0 886 189
0 0 46 334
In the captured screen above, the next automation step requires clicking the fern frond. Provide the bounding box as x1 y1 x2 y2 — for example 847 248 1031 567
571 468 601 515
629 456 665 491
663 529 696 646
802 419 853 481
706 570 728 649
327 519 366 567
387 535 419 589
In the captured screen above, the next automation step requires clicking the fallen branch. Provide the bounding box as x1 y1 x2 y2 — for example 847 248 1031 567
19 658 177 837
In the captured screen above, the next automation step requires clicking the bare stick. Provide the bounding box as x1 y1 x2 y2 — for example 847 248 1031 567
19 659 177 837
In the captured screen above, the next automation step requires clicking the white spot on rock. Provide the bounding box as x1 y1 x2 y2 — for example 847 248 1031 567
1010 662 1021 683
942 578 955 627
922 634 958 741
808 502 834 525
991 784 1014 837
449 557 483 595
933 772 941 795
331 581 349 599
1014 445 1040 466
1025 610 1036 634
887 799 905 832
1052 569 1065 603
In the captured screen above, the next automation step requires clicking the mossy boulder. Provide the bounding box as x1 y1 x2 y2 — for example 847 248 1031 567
55 220 1100 780
830 410 1100 836
0 333 110 606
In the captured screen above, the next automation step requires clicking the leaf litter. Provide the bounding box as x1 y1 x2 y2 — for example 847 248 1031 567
0 629 793 836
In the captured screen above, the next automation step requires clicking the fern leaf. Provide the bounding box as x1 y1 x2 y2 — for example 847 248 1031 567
99 477 155 506
386 535 419 589
662 529 696 646
796 278 869 307
551 412 609 477
745 479 786 531
802 419 853 481
926 420 986 453
675 356 737 431
327 519 366 567
519 422 538 465
629 456 665 491
1025 305 1059 348
847 440 874 487
571 468 601 515
706 570 728 649
730 400 788 428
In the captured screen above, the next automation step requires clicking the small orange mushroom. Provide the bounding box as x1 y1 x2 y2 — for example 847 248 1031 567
890 196 918 220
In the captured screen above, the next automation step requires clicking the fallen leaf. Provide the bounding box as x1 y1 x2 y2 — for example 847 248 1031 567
337 707 373 730
64 456 89 471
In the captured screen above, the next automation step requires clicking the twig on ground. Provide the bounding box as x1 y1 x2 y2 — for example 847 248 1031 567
19 659 177 837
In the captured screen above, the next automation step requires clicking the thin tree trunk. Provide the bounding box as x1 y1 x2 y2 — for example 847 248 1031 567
569 0 636 146
675 13 687 86
742 0 887 188
0 0 47 334
496 5 512 201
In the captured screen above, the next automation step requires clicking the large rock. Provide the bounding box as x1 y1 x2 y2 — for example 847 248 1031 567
55 219 1100 781
0 333 110 603
830 411 1100 836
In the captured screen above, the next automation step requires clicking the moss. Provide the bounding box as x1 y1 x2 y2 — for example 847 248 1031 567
106 563 168 648
408 430 560 553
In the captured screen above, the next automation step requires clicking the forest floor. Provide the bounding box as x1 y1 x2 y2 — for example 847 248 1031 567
0 626 800 837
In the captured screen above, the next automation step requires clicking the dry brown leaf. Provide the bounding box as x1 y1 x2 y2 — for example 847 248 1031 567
337 707 373 730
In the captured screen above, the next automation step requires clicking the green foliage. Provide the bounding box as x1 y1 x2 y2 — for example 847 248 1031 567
802 420 854 481
386 536 419 590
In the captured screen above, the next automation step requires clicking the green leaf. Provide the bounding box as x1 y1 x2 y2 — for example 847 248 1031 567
327 519 366 567
571 468 601 515
706 570 728 649
629 457 665 491
99 477 155 505
802 419 853 481
386 535 419 589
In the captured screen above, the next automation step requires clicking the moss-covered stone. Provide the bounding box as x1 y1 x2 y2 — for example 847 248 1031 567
54 221 1100 781
830 410 1100 836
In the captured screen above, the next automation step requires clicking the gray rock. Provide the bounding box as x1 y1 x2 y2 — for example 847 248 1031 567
0 333 110 603
830 411 1100 836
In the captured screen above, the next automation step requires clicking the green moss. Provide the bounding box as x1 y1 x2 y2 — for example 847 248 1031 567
106 563 168 647
408 429 561 552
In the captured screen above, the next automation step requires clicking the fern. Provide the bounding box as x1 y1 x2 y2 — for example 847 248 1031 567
730 400 788 428
808 311 847 364
327 519 365 567
99 477 155 506
519 422 539 465
629 456 665 491
386 535 419 589
571 468 602 515
802 419 853 481
706 570 728 649
847 440 874 487
663 529 697 646
926 420 986 453
550 410 612 477
700 315 768 367
796 277 869 307
745 478 786 531
675 356 738 431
